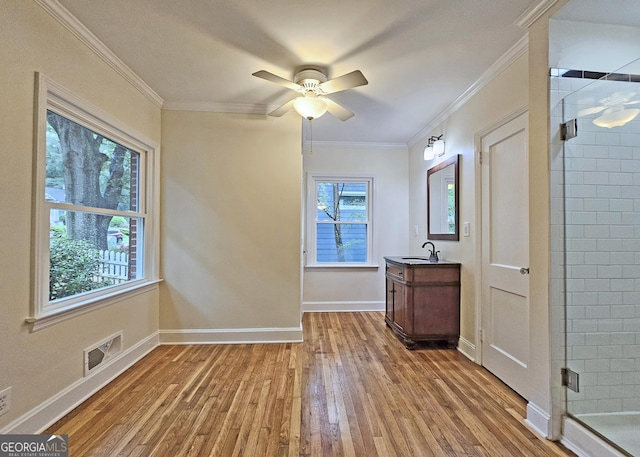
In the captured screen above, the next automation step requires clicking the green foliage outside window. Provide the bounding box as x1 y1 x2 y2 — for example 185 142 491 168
49 234 113 300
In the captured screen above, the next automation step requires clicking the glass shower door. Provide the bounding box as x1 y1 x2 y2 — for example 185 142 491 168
562 58 640 456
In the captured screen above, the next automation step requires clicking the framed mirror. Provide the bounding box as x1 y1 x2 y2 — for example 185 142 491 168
427 155 459 241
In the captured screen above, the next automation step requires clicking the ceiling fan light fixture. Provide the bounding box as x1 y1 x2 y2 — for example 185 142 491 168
253 67 367 121
593 108 639 128
293 95 328 120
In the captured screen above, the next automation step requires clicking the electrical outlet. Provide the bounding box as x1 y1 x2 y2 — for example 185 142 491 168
0 387 12 416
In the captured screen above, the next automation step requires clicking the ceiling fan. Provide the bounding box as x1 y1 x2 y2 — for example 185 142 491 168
578 91 640 128
252 66 368 121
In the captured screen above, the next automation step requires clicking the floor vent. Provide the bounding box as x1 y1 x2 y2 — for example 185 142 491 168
84 331 123 376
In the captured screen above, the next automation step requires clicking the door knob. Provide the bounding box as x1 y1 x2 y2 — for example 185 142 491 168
520 267 529 275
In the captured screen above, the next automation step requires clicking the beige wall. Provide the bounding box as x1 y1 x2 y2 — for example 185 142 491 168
302 143 409 311
408 52 529 357
0 2 161 430
160 111 302 333
528 7 555 437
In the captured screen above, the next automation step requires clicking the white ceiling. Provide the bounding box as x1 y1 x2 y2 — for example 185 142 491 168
553 0 640 28
55 0 541 145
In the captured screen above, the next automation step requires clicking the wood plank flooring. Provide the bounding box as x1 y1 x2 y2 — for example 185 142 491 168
46 312 575 456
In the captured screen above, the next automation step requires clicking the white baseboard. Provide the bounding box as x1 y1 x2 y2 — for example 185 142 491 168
1 332 159 434
561 417 627 457
525 401 552 439
159 326 303 344
302 301 385 313
456 336 476 361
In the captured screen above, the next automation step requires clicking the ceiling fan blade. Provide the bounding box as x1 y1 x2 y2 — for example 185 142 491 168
323 98 354 121
318 70 368 95
268 98 296 117
252 70 301 92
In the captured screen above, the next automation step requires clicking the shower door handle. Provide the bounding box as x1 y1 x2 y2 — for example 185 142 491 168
520 267 529 275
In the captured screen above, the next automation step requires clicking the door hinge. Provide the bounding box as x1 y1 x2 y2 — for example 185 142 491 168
479 328 483 343
561 119 578 141
561 368 579 392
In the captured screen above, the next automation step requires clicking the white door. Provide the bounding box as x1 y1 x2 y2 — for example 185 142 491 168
480 112 530 400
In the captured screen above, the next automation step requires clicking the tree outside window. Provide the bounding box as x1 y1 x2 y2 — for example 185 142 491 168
312 177 373 265
46 111 142 301
30 74 158 329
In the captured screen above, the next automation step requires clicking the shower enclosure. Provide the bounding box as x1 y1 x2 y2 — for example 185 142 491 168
561 58 640 456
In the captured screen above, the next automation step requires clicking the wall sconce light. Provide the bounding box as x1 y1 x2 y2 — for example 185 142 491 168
423 134 445 160
293 94 328 120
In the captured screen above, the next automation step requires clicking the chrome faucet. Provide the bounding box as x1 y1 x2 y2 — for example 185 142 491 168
421 241 440 263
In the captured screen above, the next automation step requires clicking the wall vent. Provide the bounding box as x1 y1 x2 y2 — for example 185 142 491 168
84 331 123 376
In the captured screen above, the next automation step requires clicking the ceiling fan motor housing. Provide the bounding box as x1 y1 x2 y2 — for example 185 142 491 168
294 68 328 93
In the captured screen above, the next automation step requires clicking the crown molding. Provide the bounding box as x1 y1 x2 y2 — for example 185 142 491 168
303 140 408 151
514 0 559 29
34 0 163 108
408 34 529 148
161 101 278 114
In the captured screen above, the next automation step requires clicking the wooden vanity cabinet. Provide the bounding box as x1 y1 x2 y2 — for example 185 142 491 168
384 257 461 349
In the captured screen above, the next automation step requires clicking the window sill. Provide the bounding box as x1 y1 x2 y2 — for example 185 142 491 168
305 264 380 270
26 279 162 332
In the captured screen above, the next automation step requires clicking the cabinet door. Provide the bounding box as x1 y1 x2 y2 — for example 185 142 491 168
385 277 394 321
393 281 408 331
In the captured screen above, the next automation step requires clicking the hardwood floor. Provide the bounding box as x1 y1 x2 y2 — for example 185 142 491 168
47 312 575 456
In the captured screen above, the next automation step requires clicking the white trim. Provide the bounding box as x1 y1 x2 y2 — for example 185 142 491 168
159 326 304 345
525 402 553 439
26 280 161 332
30 73 161 328
162 101 278 114
302 301 385 313
304 141 408 151
514 0 559 29
561 417 627 457
456 336 476 362
304 264 380 270
305 173 376 267
34 0 163 108
408 35 529 148
0 332 159 434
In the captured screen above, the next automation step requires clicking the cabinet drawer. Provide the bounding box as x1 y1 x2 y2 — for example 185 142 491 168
386 263 406 280
412 266 459 284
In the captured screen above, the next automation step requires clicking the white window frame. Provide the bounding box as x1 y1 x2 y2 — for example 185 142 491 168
28 73 161 331
305 173 377 268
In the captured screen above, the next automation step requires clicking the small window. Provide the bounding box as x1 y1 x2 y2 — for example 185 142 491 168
30 74 160 329
306 174 375 266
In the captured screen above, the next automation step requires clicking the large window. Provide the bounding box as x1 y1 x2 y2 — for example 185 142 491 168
29 74 160 330
306 174 375 266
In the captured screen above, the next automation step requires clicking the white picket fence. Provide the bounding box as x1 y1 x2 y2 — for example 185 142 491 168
96 250 129 284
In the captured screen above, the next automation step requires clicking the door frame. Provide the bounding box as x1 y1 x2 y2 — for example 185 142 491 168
473 105 528 365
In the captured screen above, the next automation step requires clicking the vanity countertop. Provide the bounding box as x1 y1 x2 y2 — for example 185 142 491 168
384 256 460 266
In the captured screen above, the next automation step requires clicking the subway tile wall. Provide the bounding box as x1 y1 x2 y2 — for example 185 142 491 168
551 74 640 415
